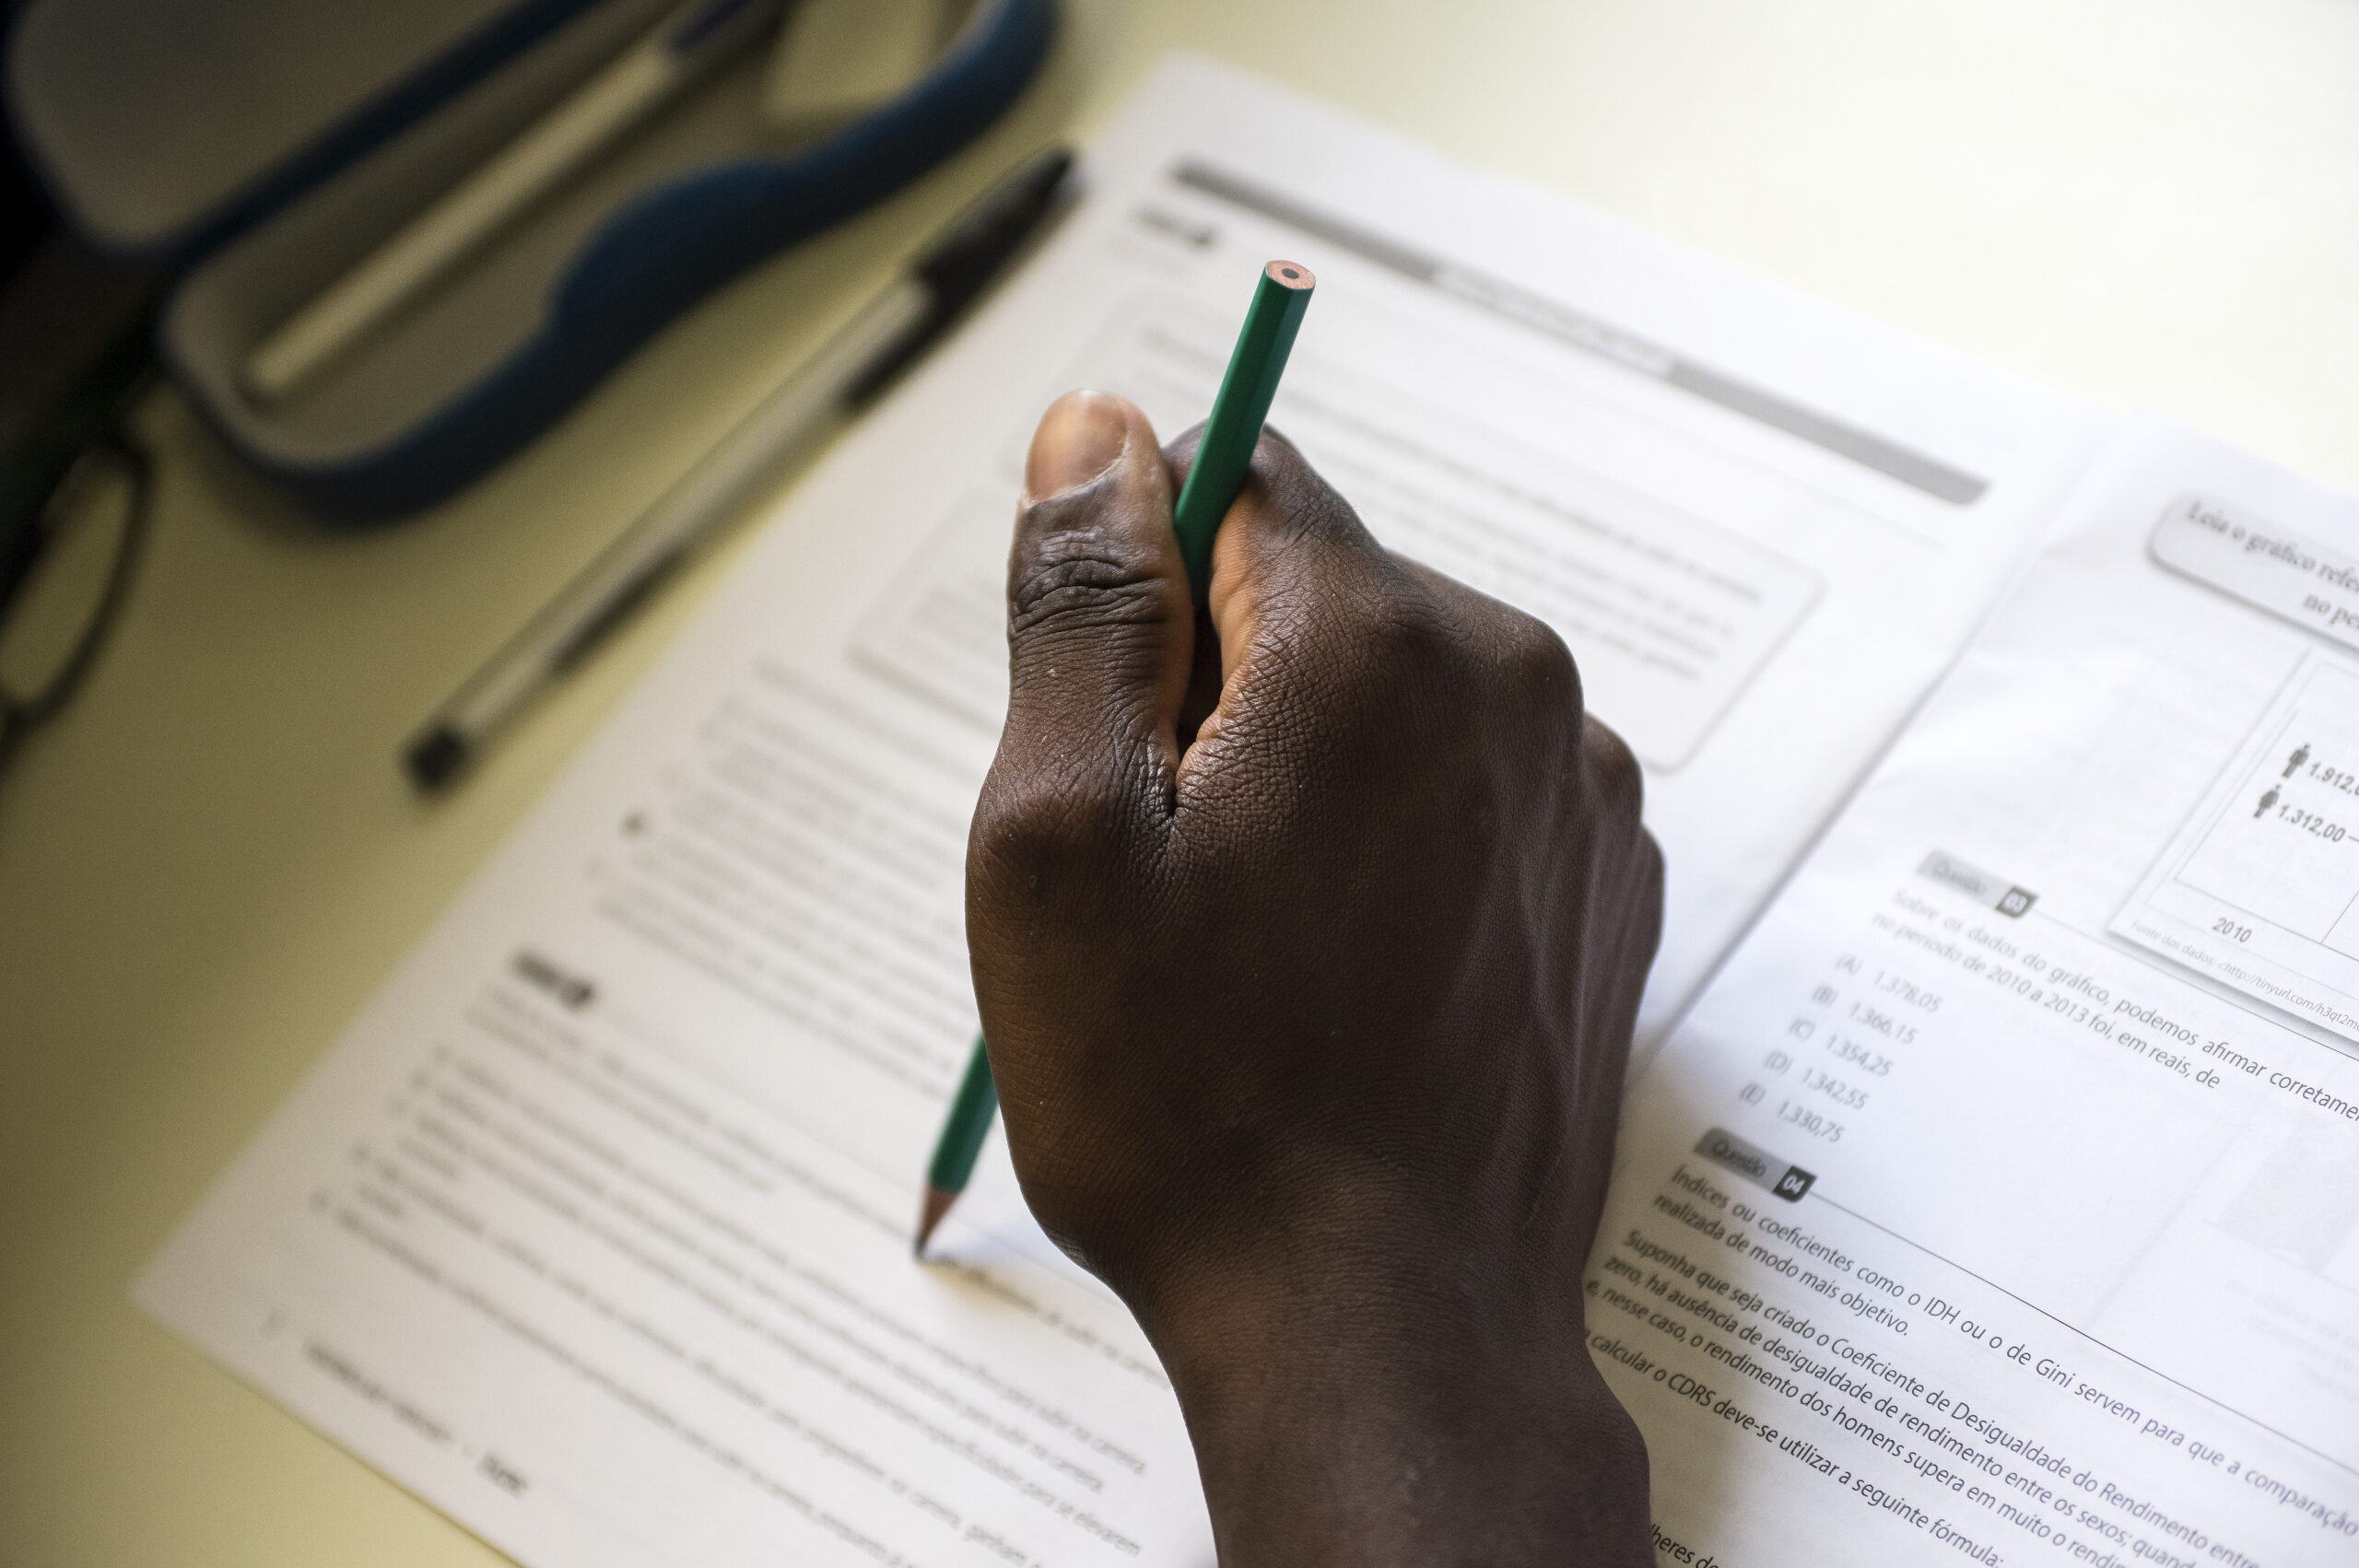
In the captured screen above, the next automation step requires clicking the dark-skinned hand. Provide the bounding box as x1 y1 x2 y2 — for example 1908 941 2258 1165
967 389 1664 1567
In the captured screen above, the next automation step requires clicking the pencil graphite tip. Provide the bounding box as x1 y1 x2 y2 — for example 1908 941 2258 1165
914 1187 957 1258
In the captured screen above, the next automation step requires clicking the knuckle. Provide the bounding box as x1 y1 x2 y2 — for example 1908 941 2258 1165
1008 554 1164 640
1008 504 1169 646
1237 426 1377 550
1580 712 1647 827
1358 581 1438 659
974 760 1130 887
1637 828 1667 912
1378 568 1578 717
1498 609 1581 707
1273 450 1372 546
1344 585 1463 708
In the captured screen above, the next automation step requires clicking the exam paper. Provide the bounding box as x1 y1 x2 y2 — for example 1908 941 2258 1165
143 54 2101 1568
1596 422 2359 1567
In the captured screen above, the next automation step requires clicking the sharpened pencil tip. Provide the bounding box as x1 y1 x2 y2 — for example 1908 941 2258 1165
914 1186 957 1258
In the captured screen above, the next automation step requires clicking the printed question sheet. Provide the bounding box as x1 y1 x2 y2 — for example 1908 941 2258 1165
141 55 2104 1568
1600 421 2359 1568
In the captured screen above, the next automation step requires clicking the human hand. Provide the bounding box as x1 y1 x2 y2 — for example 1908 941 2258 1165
967 390 1662 1566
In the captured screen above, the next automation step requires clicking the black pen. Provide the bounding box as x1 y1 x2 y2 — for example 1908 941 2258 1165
405 146 1077 792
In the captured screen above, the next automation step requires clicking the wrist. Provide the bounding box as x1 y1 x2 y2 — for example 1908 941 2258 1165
1130 1219 1651 1568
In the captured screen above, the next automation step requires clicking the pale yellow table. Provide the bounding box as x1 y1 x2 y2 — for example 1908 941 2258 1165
5 2 2356 1562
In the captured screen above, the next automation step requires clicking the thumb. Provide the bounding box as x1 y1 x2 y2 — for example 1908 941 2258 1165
994 391 1192 832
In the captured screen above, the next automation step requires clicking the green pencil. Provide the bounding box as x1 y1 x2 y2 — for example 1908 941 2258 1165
915 1032 999 1251
1170 259 1318 597
915 259 1318 1257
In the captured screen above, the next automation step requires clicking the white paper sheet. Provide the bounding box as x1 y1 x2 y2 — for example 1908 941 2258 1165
140 55 2106 1568
1599 421 2359 1567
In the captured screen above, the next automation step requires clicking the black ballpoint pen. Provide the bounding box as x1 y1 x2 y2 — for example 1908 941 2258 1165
405 146 1077 792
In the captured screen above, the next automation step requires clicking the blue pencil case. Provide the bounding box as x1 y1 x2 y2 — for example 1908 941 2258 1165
5 0 1054 519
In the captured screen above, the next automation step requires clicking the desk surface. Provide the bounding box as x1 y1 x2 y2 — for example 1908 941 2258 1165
6 1 2357 1561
